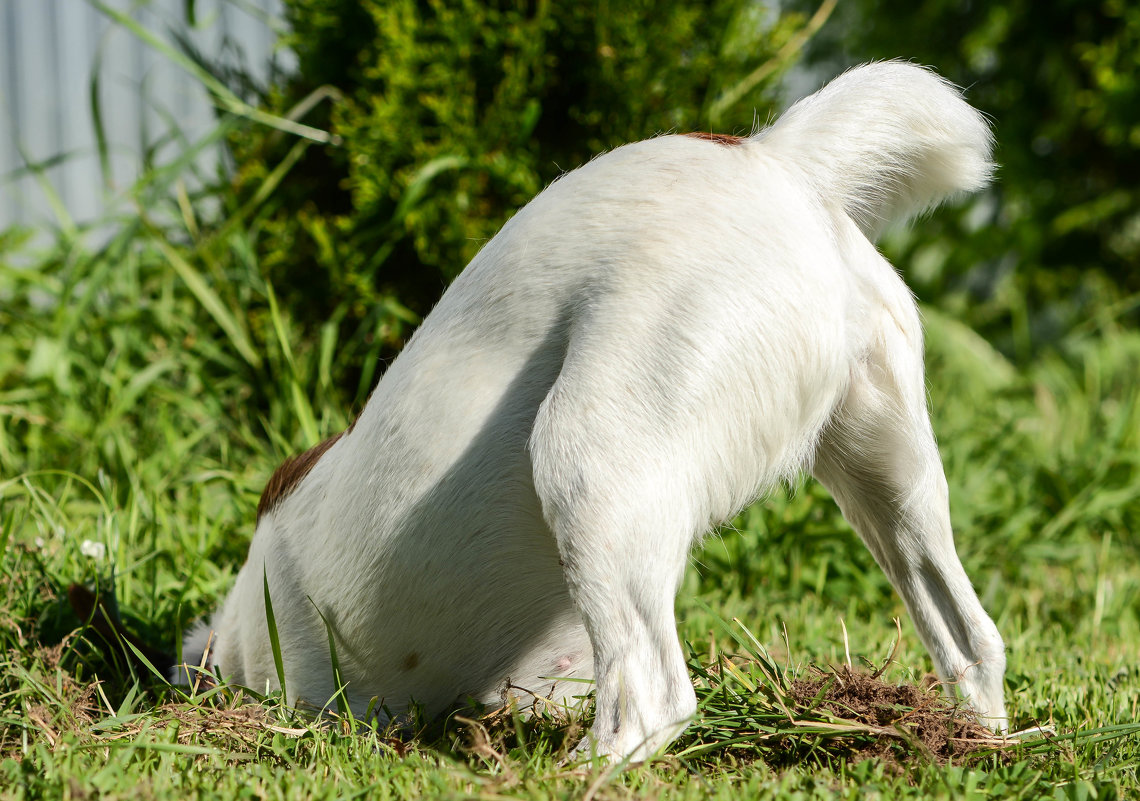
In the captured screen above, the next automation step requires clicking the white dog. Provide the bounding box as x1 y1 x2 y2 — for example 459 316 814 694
180 62 1008 762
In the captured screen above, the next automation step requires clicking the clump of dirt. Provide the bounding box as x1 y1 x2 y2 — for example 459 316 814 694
789 666 1008 766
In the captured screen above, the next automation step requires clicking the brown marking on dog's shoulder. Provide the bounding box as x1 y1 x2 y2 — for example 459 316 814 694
684 132 747 146
257 430 345 521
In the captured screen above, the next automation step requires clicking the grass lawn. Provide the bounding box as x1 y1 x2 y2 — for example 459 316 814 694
1 200 1138 798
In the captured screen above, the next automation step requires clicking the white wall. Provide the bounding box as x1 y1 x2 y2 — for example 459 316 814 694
0 0 294 231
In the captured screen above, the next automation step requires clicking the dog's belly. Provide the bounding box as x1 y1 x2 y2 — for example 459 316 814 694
316 463 595 718
338 601 595 719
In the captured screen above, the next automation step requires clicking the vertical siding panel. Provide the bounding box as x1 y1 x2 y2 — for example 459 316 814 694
43 1 69 219
58 0 101 223
7 1 57 227
0 1 18 227
0 0 289 230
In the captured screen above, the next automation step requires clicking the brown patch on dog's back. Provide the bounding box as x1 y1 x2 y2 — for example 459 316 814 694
257 430 345 521
684 132 747 146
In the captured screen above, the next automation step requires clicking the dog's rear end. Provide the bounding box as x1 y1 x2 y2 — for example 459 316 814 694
182 62 1006 762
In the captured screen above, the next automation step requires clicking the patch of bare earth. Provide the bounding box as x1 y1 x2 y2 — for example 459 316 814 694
788 666 1009 767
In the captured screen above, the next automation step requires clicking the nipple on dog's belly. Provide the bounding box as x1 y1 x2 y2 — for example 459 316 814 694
401 651 420 671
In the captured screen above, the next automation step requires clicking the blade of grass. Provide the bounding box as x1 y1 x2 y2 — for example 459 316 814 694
17 145 77 239
148 231 262 369
87 30 112 192
307 597 352 721
264 276 319 442
262 566 287 704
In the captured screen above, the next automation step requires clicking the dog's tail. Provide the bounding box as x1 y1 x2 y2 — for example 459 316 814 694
756 61 993 240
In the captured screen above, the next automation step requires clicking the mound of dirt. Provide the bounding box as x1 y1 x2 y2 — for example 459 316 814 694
789 666 1007 765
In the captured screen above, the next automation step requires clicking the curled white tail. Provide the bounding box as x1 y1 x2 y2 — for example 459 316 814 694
756 61 994 239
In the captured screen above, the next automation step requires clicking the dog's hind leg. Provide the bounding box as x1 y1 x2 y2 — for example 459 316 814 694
811 307 1008 731
529 394 699 763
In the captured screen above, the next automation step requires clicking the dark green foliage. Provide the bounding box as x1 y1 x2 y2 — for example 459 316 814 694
229 1 802 400
797 0 1140 354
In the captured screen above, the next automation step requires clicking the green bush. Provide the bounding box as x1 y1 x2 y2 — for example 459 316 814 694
228 0 807 400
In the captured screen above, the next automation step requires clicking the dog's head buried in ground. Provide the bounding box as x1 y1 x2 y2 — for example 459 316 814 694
176 61 1007 764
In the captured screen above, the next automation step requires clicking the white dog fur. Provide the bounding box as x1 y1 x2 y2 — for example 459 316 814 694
180 62 1008 762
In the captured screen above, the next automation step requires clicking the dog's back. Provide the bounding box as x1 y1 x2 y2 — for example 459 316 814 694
185 63 1005 760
